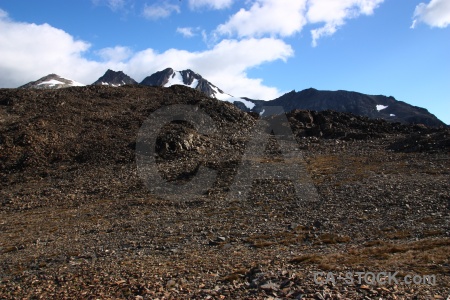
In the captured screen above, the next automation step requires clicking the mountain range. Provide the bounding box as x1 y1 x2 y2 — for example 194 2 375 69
18 69 446 127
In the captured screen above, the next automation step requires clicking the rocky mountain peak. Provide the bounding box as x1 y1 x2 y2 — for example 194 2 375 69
92 69 138 86
140 68 174 87
139 67 255 111
140 68 223 99
19 74 85 89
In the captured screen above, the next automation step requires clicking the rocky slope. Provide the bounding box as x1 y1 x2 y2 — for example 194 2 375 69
0 85 449 299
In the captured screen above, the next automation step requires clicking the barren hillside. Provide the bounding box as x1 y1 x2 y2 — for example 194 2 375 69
0 85 449 299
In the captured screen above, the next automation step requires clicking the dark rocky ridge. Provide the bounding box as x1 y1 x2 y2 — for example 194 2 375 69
0 85 449 298
92 69 138 86
248 88 446 127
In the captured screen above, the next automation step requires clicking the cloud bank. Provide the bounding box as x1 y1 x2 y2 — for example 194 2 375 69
215 0 384 46
306 0 384 46
0 9 101 88
0 8 291 99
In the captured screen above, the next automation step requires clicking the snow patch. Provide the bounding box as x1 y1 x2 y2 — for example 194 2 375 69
233 98 255 109
164 71 184 87
38 78 84 87
210 85 255 109
38 79 65 87
390 114 396 117
69 80 85 87
189 78 198 88
376 105 388 111
260 109 265 116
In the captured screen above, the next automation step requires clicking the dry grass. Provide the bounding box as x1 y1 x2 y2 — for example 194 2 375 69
306 154 386 186
316 233 352 244
244 231 307 248
290 253 322 264
381 230 413 240
290 238 450 274
422 229 445 237
305 152 447 186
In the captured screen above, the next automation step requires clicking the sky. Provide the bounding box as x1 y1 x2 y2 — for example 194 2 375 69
0 0 449 124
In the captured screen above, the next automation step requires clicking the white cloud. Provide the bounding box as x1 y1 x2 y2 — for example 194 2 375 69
142 2 180 20
310 23 339 47
107 0 126 11
0 12 107 87
176 27 196 38
216 0 308 38
214 0 383 46
0 12 291 99
190 38 293 99
412 0 450 28
306 0 384 46
188 0 234 10
306 0 383 23
92 0 127 11
201 29 208 43
96 46 133 62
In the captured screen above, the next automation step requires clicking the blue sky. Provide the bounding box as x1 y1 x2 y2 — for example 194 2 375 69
0 0 449 124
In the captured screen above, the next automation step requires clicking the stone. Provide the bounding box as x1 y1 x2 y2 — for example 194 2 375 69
260 281 279 291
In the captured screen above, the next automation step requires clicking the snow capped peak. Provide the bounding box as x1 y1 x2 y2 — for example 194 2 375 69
19 74 85 89
140 67 255 109
140 67 256 109
37 79 66 87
